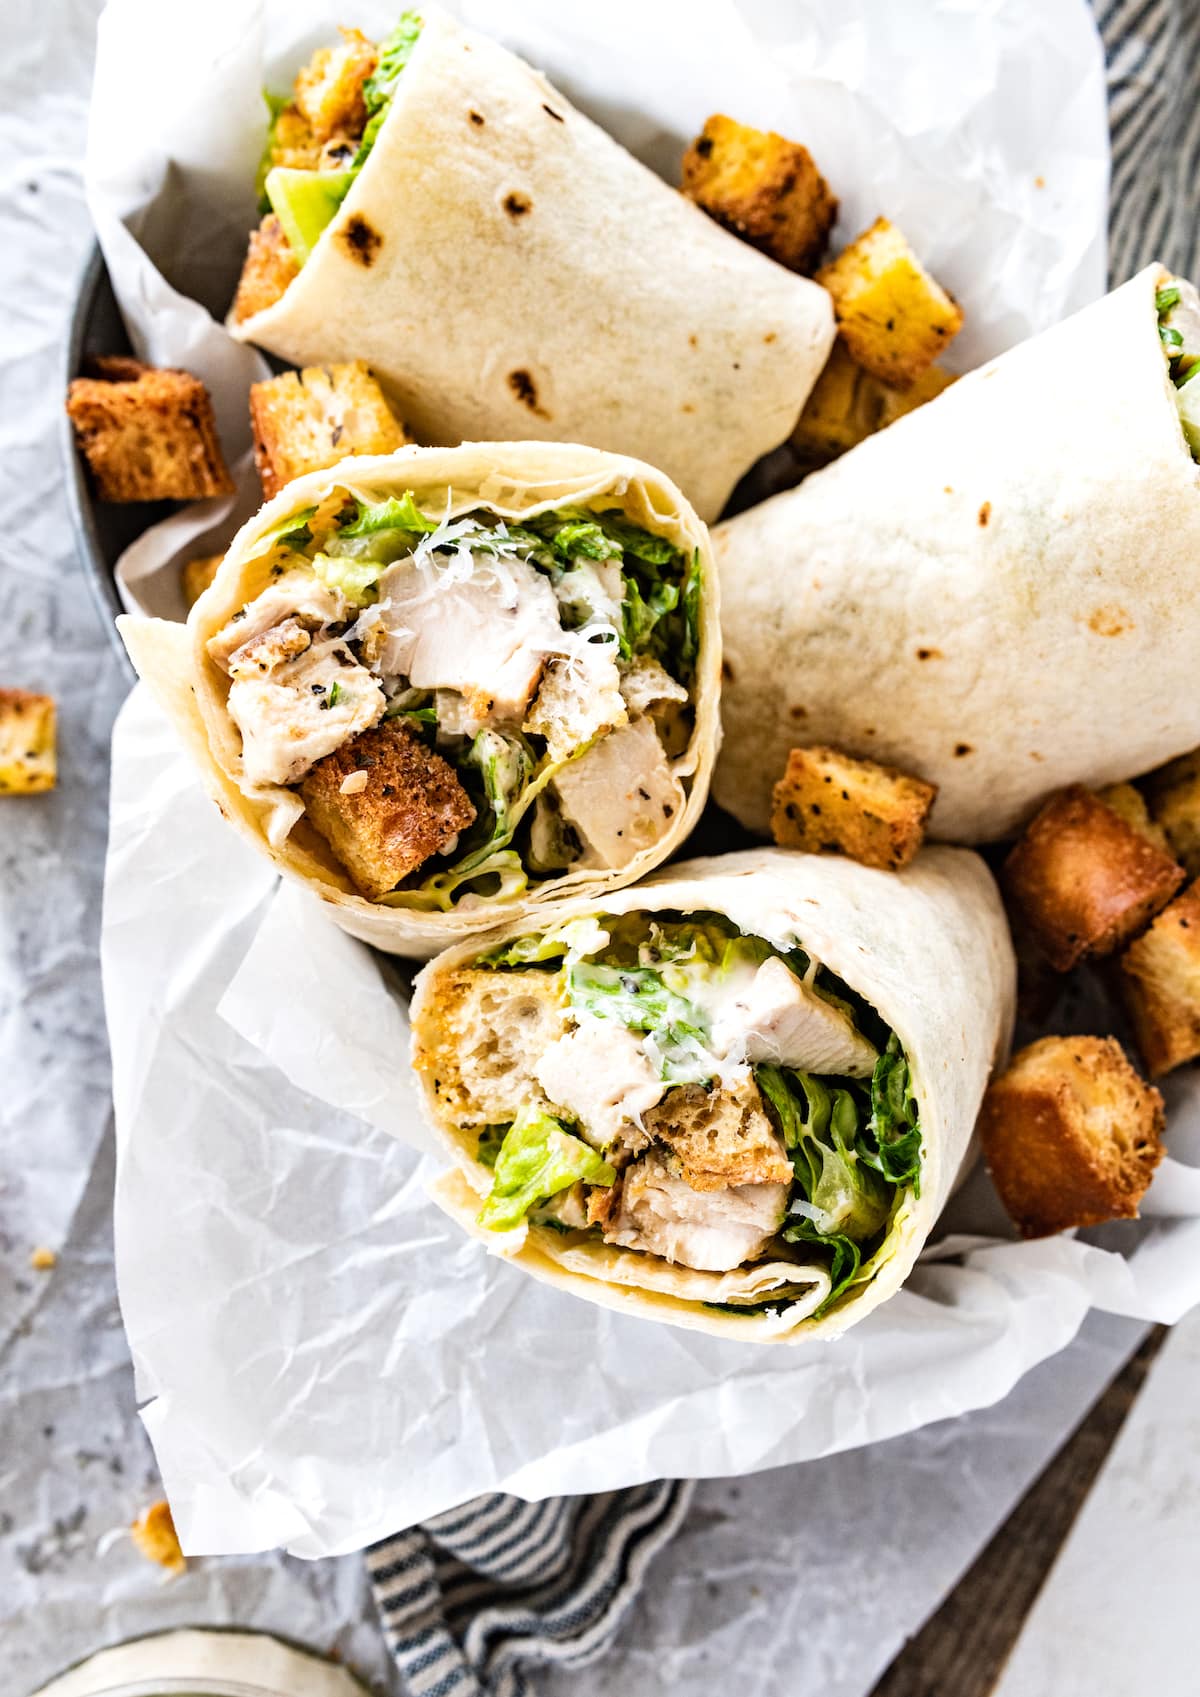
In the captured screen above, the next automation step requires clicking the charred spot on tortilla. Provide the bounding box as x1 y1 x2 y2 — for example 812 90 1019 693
469 109 485 125
341 215 381 266
542 103 564 122
978 501 992 527
503 191 532 218
916 647 943 661
789 705 807 719
507 368 548 416
955 743 974 757
764 331 777 343
721 659 735 682
1088 605 1133 637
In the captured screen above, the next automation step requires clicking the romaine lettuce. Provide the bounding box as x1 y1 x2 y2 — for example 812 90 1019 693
862 1035 923 1191
478 1104 615 1231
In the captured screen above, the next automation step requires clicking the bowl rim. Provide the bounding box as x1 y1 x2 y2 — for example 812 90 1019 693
61 238 139 681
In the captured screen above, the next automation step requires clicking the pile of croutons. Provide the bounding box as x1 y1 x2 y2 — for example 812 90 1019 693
680 114 962 466
765 739 1200 1244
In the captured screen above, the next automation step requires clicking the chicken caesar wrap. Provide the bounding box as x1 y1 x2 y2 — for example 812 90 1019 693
715 265 1200 843
119 443 719 956
411 847 1015 1340
226 7 834 523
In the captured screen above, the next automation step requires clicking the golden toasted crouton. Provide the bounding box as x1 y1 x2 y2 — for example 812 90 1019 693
66 359 234 503
249 362 406 499
1002 786 1184 972
29 1246 57 1271
1119 881 1200 1075
980 1035 1164 1237
130 1500 186 1575
0 690 56 794
1095 781 1171 854
182 553 223 609
267 102 321 173
231 215 300 324
816 218 963 387
300 719 475 901
791 342 956 463
771 745 936 871
1142 750 1200 878
681 114 838 274
293 27 377 145
414 968 569 1126
646 1079 791 1192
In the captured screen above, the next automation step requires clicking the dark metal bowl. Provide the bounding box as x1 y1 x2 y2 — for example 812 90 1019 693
62 242 172 679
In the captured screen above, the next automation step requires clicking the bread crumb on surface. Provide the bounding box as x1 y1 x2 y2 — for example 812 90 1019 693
130 1499 187 1574
0 689 56 794
29 1246 57 1271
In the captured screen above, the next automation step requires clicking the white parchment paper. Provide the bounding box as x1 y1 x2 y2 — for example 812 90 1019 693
87 0 1160 1560
104 691 1200 1560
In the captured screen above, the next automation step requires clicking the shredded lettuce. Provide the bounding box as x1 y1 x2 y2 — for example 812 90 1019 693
341 491 439 537
478 1105 615 1232
862 1035 923 1191
566 961 713 1083
353 11 424 170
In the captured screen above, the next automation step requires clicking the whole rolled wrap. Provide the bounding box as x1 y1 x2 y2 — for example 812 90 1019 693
118 441 720 958
411 846 1015 1342
229 5 834 524
714 265 1200 843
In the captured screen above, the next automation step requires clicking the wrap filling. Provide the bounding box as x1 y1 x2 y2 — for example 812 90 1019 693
204 490 700 908
1157 276 1200 458
419 911 923 1317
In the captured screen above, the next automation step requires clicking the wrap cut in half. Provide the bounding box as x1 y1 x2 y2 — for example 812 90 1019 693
714 264 1200 843
411 845 1016 1342
118 441 721 958
228 5 834 523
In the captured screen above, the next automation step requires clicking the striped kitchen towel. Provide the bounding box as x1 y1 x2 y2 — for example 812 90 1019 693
365 6 1197 1691
366 1480 692 1696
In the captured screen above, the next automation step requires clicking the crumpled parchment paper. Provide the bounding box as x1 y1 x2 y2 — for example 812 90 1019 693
86 0 1179 1562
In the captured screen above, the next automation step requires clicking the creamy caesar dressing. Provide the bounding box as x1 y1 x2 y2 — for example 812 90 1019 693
205 493 700 907
470 911 923 1317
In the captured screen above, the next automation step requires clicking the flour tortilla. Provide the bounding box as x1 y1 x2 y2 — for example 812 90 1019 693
229 5 834 524
413 845 1015 1342
117 441 721 959
713 264 1200 842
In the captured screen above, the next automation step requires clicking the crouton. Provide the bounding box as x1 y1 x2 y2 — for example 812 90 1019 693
1002 786 1184 972
681 114 838 274
1142 750 1200 878
770 745 936 871
414 968 569 1126
1119 881 1200 1075
293 27 377 145
249 362 406 499
816 218 963 387
646 1079 792 1192
0 690 56 794
300 719 475 900
66 359 234 504
182 553 223 609
231 215 300 324
266 102 321 173
979 1035 1164 1237
791 342 956 463
1095 781 1171 854
130 1500 186 1575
